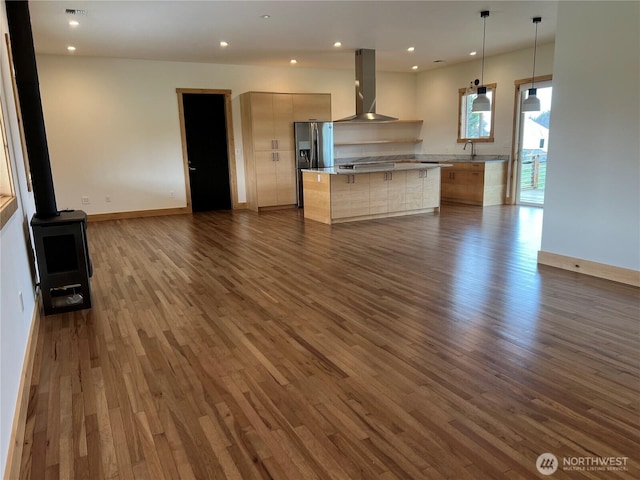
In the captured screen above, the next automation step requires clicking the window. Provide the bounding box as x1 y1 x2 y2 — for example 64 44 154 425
0 93 18 229
458 83 496 143
5 33 31 192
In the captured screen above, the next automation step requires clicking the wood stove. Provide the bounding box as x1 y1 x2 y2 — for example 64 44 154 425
6 1 93 315
31 211 92 315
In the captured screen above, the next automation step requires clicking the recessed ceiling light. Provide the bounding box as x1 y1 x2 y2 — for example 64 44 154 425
290 59 297 64
261 14 270 19
412 65 419 70
469 51 477 56
67 46 76 52
334 41 342 48
220 41 229 47
68 20 79 27
407 47 415 52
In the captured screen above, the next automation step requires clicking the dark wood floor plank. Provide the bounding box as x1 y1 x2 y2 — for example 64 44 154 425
18 205 639 479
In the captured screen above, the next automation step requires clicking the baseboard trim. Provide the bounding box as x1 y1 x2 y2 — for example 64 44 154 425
3 295 41 480
258 204 297 212
87 206 191 222
538 251 640 287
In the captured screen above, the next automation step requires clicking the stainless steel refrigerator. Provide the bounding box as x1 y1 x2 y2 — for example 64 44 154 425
294 121 334 207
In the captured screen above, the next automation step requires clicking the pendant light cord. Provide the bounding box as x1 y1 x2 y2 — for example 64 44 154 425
531 20 538 88
481 15 486 85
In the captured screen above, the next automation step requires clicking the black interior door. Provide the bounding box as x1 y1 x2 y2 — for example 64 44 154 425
182 93 232 211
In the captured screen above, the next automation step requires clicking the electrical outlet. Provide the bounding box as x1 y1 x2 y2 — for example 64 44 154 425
105 195 111 203
18 291 24 312
169 191 175 198
81 196 90 204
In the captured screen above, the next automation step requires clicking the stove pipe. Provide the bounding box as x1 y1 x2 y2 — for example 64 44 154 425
5 0 58 217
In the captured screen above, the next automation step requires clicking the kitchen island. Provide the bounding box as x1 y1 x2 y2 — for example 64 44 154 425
302 162 447 224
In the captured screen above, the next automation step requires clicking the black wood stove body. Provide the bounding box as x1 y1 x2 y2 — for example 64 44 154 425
31 211 92 315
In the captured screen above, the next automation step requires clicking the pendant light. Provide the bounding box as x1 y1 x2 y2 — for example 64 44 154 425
522 17 542 112
472 10 491 112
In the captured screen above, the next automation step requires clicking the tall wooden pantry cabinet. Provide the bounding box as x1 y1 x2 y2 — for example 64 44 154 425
240 92 331 211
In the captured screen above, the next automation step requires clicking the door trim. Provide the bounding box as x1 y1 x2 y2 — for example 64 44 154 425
508 75 552 204
176 88 240 210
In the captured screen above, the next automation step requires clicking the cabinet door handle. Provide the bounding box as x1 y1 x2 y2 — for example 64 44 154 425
388 171 393 181
275 139 279 149
276 152 280 161
272 152 277 161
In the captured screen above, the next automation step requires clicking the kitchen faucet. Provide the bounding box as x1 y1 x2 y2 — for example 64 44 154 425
463 140 476 160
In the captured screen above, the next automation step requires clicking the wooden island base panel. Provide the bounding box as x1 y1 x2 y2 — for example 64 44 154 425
303 163 445 224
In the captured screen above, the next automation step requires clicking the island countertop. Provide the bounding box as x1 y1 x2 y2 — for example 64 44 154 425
303 162 450 175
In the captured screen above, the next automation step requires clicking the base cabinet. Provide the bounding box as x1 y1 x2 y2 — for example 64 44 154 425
441 162 506 206
369 171 408 214
404 169 441 210
241 92 331 210
331 174 370 219
420 168 441 208
369 172 389 214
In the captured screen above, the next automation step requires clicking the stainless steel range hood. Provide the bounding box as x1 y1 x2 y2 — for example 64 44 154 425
336 49 398 122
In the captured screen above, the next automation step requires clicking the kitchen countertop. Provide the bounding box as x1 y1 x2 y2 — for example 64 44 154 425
440 158 507 164
303 162 451 175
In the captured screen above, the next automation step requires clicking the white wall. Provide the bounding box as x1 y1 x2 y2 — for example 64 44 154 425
540 1 640 271
0 2 38 475
36 55 417 212
415 43 555 157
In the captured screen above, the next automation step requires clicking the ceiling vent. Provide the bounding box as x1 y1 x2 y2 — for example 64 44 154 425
65 9 87 15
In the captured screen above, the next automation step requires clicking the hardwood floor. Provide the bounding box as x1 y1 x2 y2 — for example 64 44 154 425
18 205 639 479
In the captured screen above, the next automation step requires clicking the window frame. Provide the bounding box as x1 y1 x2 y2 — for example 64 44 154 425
457 82 497 143
0 92 18 229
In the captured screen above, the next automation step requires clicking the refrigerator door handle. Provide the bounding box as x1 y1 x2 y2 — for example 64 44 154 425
310 123 317 169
